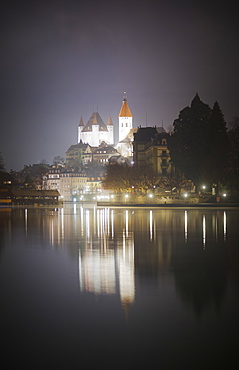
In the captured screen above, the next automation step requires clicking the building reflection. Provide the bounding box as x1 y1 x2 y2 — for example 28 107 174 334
78 208 135 310
0 206 232 317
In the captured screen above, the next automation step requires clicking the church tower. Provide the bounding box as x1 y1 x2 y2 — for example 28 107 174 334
118 92 133 142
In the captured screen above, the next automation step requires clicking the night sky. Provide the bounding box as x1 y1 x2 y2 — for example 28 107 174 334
1 0 239 171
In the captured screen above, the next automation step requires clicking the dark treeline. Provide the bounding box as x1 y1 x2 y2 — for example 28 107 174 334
168 94 238 193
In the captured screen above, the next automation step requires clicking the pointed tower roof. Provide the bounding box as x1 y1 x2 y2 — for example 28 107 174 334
82 112 108 132
78 116 84 126
118 92 133 117
107 116 113 126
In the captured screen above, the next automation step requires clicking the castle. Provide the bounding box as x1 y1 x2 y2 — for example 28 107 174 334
77 93 133 150
77 112 114 147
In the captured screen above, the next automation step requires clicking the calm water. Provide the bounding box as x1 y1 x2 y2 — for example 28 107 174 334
0 205 239 368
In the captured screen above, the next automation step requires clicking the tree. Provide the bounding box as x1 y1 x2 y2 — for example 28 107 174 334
132 163 159 193
102 162 159 194
227 116 239 193
53 156 65 166
202 101 229 186
160 169 187 194
168 94 227 188
102 163 132 192
23 174 35 189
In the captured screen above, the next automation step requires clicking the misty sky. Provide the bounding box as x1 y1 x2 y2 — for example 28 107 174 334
1 0 239 171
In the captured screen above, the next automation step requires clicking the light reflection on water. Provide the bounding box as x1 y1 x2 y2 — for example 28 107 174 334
0 205 239 368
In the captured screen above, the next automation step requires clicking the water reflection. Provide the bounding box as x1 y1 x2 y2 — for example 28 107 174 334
184 210 188 243
224 210 226 241
203 214 206 247
1 206 239 368
0 207 238 314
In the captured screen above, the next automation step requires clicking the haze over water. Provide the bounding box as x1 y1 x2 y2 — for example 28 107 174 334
1 205 238 368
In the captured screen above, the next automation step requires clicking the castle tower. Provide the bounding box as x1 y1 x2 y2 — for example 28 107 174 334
107 116 114 144
118 92 133 142
77 116 84 143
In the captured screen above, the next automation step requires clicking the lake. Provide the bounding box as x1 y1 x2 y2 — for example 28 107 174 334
0 205 239 369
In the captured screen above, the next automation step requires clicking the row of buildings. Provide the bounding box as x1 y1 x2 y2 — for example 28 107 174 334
0 94 175 204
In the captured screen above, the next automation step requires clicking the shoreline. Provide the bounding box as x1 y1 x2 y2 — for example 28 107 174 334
97 202 239 209
1 202 239 210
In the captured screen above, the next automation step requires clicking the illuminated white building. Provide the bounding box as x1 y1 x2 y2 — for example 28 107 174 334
78 112 114 147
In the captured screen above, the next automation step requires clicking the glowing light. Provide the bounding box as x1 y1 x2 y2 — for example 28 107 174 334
184 193 188 198
223 193 227 197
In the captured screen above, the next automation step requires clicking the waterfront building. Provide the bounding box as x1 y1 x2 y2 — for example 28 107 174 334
0 187 61 206
133 126 169 175
59 170 88 202
43 165 63 192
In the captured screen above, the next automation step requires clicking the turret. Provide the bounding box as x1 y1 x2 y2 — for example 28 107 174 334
77 116 84 143
107 116 114 144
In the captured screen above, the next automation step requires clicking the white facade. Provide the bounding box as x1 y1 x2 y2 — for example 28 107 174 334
78 112 114 146
59 174 87 202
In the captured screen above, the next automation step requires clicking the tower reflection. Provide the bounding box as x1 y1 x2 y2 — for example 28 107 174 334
78 207 135 308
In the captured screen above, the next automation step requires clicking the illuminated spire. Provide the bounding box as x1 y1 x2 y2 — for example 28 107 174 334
78 116 84 127
107 116 113 126
118 92 133 117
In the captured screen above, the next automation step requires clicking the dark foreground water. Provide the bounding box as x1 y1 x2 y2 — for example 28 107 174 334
0 205 239 369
